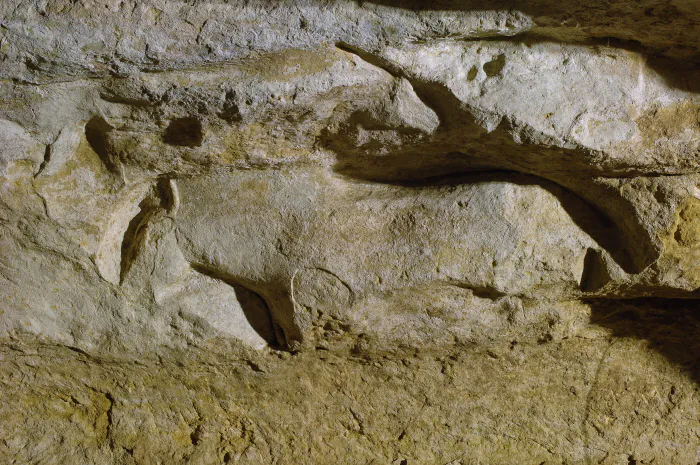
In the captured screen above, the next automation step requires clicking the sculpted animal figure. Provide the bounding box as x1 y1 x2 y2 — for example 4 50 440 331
118 168 606 350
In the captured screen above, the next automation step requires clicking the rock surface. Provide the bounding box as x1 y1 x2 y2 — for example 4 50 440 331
0 1 699 463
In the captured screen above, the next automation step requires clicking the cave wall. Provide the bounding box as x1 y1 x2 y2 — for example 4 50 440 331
0 1 699 463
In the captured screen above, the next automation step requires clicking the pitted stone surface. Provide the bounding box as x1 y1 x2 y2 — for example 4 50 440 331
1 1 699 463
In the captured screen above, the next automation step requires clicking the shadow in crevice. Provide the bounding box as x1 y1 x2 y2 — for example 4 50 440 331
586 298 700 385
579 248 612 293
84 116 122 174
189 263 282 349
163 117 204 147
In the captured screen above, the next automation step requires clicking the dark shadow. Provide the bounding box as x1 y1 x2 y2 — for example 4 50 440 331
163 117 204 147
586 298 700 385
85 116 121 173
85 116 111 157
189 263 281 349
580 248 612 293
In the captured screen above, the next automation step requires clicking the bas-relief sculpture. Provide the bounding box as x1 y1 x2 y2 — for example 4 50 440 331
0 1 699 463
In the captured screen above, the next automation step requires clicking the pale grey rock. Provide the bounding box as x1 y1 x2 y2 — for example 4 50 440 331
173 168 600 347
0 7 698 351
0 119 44 174
0 1 699 463
0 5 697 352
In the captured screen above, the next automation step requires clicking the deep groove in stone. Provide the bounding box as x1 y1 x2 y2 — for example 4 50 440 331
118 178 176 284
580 248 612 293
119 196 157 284
163 117 204 147
84 116 118 172
189 263 281 349
34 144 51 178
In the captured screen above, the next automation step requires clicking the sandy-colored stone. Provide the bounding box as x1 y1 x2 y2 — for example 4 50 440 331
1 1 699 463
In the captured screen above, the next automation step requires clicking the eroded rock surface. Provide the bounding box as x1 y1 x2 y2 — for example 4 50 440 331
0 1 699 463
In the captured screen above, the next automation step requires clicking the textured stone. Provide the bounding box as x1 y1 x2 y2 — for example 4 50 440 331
0 1 699 463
